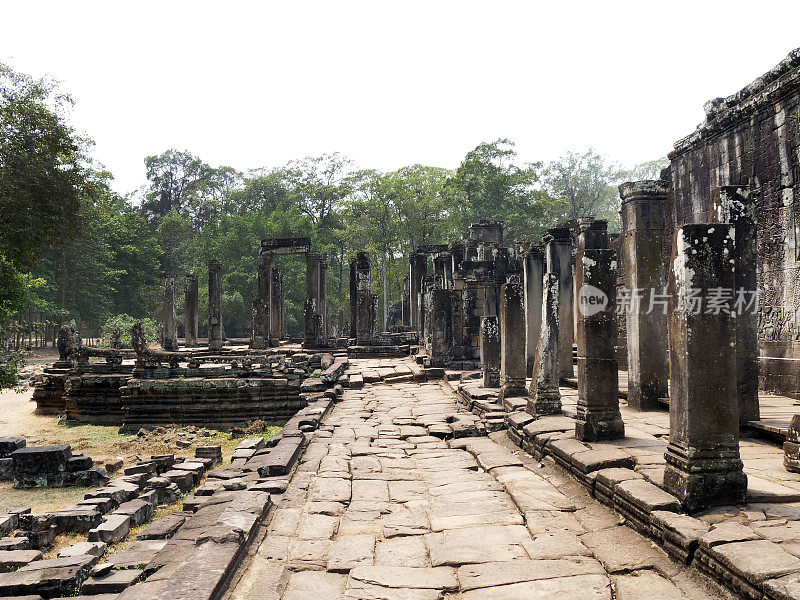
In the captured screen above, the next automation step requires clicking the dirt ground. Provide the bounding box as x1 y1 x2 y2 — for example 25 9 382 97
0 354 281 513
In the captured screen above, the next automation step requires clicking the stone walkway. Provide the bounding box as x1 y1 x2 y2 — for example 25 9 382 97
226 366 735 600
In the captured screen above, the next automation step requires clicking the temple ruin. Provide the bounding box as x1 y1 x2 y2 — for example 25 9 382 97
15 45 800 600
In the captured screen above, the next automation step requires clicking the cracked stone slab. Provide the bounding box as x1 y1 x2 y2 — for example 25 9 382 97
456 557 605 591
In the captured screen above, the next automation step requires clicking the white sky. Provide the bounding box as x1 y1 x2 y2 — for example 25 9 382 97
2 0 799 197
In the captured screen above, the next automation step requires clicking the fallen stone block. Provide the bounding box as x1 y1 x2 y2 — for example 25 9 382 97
57 541 106 559
114 499 154 527
0 554 96 598
88 514 131 544
11 445 71 488
50 508 103 533
0 550 42 572
136 513 187 540
80 567 144 594
256 438 305 476
0 437 25 458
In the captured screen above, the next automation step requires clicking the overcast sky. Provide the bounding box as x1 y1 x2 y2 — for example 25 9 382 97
2 1 800 197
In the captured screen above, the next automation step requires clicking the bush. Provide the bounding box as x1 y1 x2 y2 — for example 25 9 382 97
0 348 26 390
100 314 159 348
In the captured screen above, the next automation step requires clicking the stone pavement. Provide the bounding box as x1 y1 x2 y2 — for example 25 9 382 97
226 364 733 600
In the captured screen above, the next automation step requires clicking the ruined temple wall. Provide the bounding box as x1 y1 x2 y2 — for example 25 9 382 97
666 49 800 394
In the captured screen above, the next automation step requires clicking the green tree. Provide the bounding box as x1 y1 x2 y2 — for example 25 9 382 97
0 63 97 269
449 139 565 241
543 149 621 229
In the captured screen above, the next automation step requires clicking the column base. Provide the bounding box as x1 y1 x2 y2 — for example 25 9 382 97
498 384 527 408
664 445 747 513
575 412 625 442
527 385 561 417
251 336 266 350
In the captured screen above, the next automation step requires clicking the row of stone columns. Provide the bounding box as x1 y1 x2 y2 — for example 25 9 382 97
161 264 220 351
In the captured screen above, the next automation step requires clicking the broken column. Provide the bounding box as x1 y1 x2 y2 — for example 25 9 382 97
710 186 759 425
619 181 670 410
355 252 374 345
499 279 527 403
574 220 623 441
544 227 574 380
184 273 198 348
402 276 411 328
161 274 178 351
304 252 322 348
270 267 283 341
409 252 427 336
480 315 500 388
528 274 561 417
208 259 223 351
523 244 544 376
663 224 747 512
429 289 452 366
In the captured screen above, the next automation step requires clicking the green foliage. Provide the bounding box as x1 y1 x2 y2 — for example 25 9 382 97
100 315 158 348
543 149 621 229
0 348 26 390
0 63 98 270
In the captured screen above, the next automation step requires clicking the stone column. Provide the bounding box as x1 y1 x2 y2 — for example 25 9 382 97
430 289 452 366
355 252 373 345
410 253 427 335
208 259 223 351
499 280 527 402
304 252 322 347
663 224 747 512
528 274 561 417
524 245 544 376
433 254 447 289
480 315 500 388
349 258 357 338
320 257 328 343
161 274 178 351
545 227 574 380
270 267 283 342
619 181 669 410
402 276 411 327
184 273 198 348
710 186 759 425
256 252 273 348
574 220 623 441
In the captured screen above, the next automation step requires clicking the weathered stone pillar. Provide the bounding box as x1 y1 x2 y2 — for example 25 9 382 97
355 252 374 345
528 274 561 417
663 224 746 512
208 259 223 351
499 280 527 402
184 273 198 348
161 274 178 351
710 186 759 425
433 254 447 289
304 252 322 347
574 220 623 441
254 253 272 348
784 415 800 473
545 227 574 380
320 257 328 343
402 276 411 327
619 181 670 410
480 315 500 388
430 289 452 366
410 253 427 335
270 267 283 342
524 245 544 376
349 258 357 338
